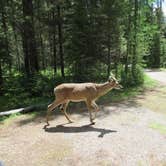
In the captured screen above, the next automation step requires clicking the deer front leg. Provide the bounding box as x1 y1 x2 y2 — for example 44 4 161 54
60 101 73 123
86 100 96 125
92 101 99 112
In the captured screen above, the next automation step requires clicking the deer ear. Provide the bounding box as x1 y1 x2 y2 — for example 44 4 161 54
110 72 116 79
108 76 112 82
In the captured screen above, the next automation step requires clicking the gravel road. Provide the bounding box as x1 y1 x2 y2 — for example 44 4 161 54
0 71 166 166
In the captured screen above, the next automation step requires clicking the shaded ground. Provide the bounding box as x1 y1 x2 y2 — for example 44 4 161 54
0 71 166 166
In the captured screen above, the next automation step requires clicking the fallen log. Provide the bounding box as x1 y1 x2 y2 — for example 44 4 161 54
0 108 24 116
0 104 47 116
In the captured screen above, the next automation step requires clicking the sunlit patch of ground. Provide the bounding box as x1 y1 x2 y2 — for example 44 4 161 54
136 86 166 116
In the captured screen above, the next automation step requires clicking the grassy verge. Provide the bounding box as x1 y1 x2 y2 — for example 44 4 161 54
160 68 166 71
142 73 158 88
0 113 21 124
0 109 45 124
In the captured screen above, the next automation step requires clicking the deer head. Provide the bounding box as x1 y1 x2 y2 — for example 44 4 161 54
108 73 123 89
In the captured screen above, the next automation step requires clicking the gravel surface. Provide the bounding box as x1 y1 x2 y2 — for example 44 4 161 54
0 71 166 166
145 70 166 84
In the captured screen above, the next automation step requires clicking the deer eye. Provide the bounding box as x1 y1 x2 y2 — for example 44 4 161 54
112 80 116 83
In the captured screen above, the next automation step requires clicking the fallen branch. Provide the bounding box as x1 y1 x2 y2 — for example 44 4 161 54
0 104 47 116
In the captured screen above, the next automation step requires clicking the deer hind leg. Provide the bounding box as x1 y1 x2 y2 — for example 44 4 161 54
60 101 73 123
46 100 62 125
86 100 96 124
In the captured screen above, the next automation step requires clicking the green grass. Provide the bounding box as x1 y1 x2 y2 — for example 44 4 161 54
149 122 166 134
0 110 45 124
160 68 166 71
143 74 158 89
0 113 21 124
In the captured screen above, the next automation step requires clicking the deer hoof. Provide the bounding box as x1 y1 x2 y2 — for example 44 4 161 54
90 121 95 125
46 121 50 126
43 124 49 129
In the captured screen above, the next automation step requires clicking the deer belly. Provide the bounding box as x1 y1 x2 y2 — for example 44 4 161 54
69 95 86 102
70 99 85 102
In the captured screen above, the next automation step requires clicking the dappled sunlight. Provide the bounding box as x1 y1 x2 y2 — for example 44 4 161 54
136 86 166 116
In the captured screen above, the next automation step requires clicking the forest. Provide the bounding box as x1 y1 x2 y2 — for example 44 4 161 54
0 0 166 112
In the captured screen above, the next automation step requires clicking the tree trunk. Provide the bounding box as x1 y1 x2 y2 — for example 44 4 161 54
107 40 111 78
125 4 132 76
1 4 11 71
11 1 21 71
107 20 111 78
132 0 138 79
37 0 45 70
0 60 3 95
57 4 65 78
22 0 39 76
52 10 57 75
39 33 45 70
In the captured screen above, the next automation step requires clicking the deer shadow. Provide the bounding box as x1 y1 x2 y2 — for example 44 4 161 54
43 124 117 138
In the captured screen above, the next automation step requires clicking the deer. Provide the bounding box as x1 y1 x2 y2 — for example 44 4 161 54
46 74 123 126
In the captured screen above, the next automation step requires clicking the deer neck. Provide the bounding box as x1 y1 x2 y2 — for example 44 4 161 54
96 82 113 98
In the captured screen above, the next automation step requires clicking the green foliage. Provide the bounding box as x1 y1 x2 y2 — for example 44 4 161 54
1 69 68 111
149 33 161 68
0 112 21 123
121 65 144 87
0 0 165 113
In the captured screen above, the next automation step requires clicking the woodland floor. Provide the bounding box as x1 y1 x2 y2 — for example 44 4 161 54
0 71 166 166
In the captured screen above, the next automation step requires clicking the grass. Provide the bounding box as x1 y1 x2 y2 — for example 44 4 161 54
0 113 21 125
0 110 45 124
149 122 166 134
142 73 158 89
160 68 166 71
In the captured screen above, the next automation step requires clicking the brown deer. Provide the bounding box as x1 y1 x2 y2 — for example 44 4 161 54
46 75 122 125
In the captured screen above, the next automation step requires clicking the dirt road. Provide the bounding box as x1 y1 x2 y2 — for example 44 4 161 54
145 70 166 84
0 71 166 166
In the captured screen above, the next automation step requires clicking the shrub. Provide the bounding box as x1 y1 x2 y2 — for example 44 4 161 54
121 65 144 87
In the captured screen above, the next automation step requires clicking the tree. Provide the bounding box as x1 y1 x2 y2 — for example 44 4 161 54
57 3 65 77
22 0 39 76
